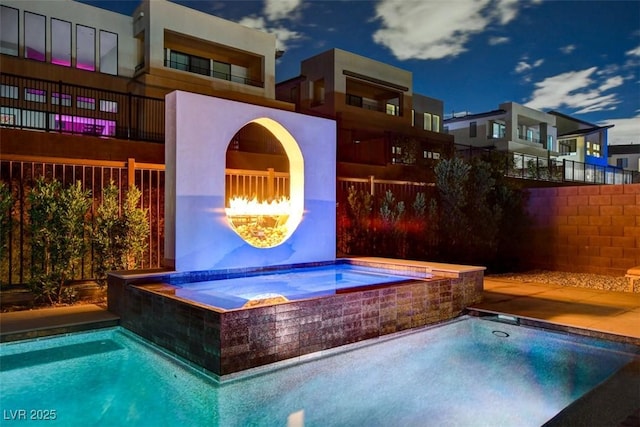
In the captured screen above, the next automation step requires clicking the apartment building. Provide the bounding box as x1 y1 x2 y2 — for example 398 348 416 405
0 0 289 163
276 48 453 180
443 102 558 158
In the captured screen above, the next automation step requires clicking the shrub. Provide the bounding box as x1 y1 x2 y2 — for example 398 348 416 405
28 179 91 304
0 182 12 267
93 182 149 285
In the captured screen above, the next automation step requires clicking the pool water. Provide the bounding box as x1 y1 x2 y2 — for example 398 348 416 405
173 263 424 309
0 317 636 426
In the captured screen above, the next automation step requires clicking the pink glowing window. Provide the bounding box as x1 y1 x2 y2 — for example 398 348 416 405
77 96 95 110
51 19 71 67
51 93 72 107
54 114 116 137
25 88 46 103
76 25 95 71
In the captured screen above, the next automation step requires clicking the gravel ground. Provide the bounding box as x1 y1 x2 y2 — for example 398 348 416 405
487 270 637 293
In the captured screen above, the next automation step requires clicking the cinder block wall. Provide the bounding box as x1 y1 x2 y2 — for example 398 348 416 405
525 184 640 276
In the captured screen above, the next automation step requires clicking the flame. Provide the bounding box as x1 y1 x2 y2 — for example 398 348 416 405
225 196 291 217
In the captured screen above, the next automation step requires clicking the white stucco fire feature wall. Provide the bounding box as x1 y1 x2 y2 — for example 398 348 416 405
165 91 337 271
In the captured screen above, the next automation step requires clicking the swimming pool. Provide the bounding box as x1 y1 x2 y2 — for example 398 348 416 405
1 317 636 426
172 263 426 309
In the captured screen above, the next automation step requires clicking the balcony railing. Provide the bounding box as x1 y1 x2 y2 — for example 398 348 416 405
454 144 640 184
0 73 165 142
164 59 264 88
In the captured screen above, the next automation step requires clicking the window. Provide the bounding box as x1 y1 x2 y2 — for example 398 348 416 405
25 88 46 103
77 96 95 110
1 84 18 99
313 79 325 105
587 141 601 157
167 50 210 76
423 113 432 131
470 121 477 138
617 158 629 169
212 60 229 79
0 6 18 56
346 94 362 108
76 25 95 71
99 100 118 113
492 122 505 138
52 92 71 106
192 55 211 76
559 138 576 154
99 30 118 75
386 103 398 116
51 18 71 66
432 114 441 133
25 12 46 61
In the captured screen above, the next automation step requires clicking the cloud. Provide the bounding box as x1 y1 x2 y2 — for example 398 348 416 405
626 45 640 57
599 76 624 92
264 0 301 21
238 16 301 52
489 36 509 45
235 0 303 52
514 58 544 74
601 115 640 145
525 67 623 114
372 0 521 60
559 44 576 54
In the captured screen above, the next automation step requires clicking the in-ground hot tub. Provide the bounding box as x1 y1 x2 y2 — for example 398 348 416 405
108 258 484 376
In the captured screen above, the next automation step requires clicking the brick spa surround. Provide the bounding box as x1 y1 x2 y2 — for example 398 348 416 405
108 258 484 377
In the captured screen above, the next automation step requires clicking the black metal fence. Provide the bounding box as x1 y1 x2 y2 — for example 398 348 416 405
454 144 639 184
0 156 164 286
0 73 165 142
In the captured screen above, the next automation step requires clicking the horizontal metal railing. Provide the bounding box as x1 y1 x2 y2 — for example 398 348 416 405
454 144 639 184
0 73 165 142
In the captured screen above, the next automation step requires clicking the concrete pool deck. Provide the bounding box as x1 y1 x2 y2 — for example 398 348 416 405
469 277 640 345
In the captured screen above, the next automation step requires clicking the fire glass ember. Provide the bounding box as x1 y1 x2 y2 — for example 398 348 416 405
225 196 291 248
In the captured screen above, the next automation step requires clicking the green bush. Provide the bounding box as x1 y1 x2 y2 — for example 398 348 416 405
0 182 12 267
28 179 91 304
93 182 149 285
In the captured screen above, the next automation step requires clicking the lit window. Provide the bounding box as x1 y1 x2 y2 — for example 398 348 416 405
99 30 118 75
1 84 18 99
51 18 71 67
76 25 95 71
587 141 601 158
99 100 118 113
386 104 398 116
423 113 432 131
52 93 71 106
25 88 46 103
77 96 95 110
432 114 440 133
0 6 19 56
492 122 505 138
25 12 46 61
